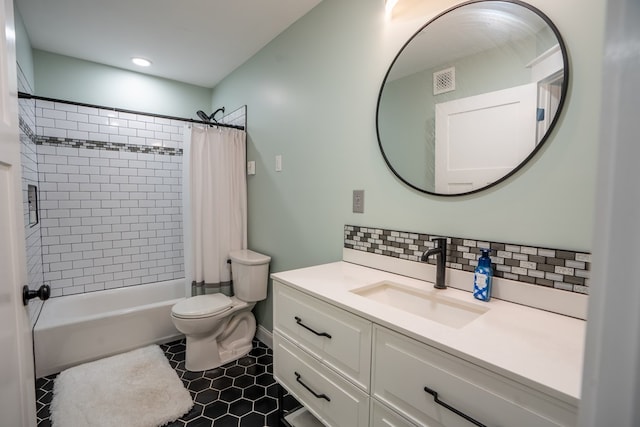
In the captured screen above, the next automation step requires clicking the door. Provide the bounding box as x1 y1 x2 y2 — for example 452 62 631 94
0 0 37 425
434 83 537 193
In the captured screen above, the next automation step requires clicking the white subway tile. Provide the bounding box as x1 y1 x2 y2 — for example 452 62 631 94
37 117 55 128
84 283 105 292
119 167 138 176
109 119 128 128
118 112 137 120
79 183 100 192
68 156 89 166
79 200 100 209
77 106 100 115
68 174 90 183
89 157 109 167
89 132 109 142
69 192 91 200
42 108 67 120
137 114 154 123
128 136 147 146
90 175 110 184
99 108 118 118
84 266 104 276
99 150 120 159
68 130 89 140
55 120 78 130
107 160 128 170
54 103 77 113
118 127 137 137
48 244 72 254
109 134 128 144
35 100 54 109
93 257 113 267
109 176 128 185
93 241 113 250
100 167 119 176
81 217 102 226
129 121 146 130
102 216 121 225
50 261 73 272
78 122 99 132
82 251 104 260
163 140 178 149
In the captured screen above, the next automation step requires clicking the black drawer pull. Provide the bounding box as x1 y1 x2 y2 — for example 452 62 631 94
295 372 331 402
424 386 486 427
294 316 332 338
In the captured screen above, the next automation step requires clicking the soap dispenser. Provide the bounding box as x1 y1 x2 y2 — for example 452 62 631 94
473 249 493 302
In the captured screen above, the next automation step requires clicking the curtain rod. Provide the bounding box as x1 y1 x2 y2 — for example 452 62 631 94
17 92 245 131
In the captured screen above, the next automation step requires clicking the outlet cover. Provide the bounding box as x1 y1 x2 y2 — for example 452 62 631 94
353 190 364 213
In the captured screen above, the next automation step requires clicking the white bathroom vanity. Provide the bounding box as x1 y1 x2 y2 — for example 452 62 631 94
271 259 584 427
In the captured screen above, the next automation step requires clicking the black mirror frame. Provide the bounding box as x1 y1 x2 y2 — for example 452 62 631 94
376 0 570 197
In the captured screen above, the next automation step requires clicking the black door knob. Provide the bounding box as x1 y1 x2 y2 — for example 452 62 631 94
22 284 51 306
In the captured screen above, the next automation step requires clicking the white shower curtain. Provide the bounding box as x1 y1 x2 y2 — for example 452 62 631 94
184 125 247 296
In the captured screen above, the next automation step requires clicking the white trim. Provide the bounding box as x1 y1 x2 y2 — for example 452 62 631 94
579 0 640 425
343 248 587 319
255 324 273 349
526 44 563 82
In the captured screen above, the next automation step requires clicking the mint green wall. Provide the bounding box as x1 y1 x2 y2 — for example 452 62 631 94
33 50 212 118
14 5 34 90
211 0 605 331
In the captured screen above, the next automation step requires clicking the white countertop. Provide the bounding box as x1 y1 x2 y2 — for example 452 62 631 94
271 261 585 407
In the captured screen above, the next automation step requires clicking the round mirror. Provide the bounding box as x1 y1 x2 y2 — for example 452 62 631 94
377 0 568 196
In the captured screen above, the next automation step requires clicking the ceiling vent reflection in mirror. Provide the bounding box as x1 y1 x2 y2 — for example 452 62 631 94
433 67 456 95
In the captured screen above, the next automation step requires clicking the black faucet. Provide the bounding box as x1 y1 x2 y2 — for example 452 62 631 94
421 237 447 289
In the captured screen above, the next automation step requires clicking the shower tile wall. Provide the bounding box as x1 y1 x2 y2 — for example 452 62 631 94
18 67 44 323
35 101 186 297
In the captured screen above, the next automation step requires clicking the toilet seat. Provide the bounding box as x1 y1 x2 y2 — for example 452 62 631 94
172 294 233 319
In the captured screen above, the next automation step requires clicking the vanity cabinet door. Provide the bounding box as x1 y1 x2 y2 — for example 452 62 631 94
273 281 372 391
372 326 577 427
274 332 370 427
372 399 418 427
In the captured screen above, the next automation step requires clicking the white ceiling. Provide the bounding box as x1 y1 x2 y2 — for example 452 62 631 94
16 0 322 88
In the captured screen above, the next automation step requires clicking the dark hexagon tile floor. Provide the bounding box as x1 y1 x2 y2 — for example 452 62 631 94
35 338 300 427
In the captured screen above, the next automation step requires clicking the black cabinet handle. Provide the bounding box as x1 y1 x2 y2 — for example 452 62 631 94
295 372 331 402
294 316 332 338
424 386 486 427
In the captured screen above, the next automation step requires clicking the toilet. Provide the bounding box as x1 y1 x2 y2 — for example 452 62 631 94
171 249 271 371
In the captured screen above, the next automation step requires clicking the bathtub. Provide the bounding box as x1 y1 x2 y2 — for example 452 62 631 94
34 279 187 378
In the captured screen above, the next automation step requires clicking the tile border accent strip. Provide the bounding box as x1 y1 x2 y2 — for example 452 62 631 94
19 116 36 142
35 135 184 156
344 225 590 295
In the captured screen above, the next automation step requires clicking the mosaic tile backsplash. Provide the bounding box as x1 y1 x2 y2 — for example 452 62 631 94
344 225 590 295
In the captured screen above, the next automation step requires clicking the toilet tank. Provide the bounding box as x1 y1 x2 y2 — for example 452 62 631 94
229 249 271 302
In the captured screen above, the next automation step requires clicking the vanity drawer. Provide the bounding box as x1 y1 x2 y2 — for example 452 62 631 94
274 332 370 427
372 326 577 427
273 281 372 391
372 399 418 427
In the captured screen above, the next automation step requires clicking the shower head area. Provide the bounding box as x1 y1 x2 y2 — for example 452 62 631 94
196 107 225 123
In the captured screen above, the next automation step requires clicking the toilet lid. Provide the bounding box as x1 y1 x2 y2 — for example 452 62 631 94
172 294 233 319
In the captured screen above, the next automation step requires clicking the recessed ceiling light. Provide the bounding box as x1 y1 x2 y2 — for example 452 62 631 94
132 57 152 67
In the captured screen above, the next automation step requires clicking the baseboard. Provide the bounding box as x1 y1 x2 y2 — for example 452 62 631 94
255 324 273 349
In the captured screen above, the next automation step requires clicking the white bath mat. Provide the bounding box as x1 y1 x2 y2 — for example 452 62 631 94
50 345 193 427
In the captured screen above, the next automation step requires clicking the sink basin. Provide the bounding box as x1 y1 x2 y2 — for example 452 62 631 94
350 281 488 328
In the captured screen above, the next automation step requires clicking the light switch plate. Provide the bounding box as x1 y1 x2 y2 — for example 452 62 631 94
247 161 256 175
353 190 364 213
